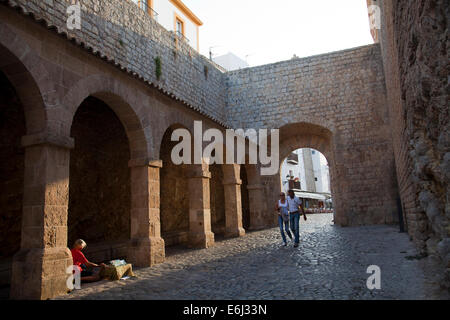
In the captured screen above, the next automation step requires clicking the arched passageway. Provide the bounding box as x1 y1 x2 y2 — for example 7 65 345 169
210 163 225 236
280 148 333 214
262 122 338 227
0 71 25 298
68 96 131 262
159 125 190 247
0 37 50 299
240 165 250 231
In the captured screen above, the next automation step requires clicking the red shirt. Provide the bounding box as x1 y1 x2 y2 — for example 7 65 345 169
71 248 88 272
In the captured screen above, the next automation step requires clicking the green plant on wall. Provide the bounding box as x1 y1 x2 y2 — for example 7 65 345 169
154 56 162 80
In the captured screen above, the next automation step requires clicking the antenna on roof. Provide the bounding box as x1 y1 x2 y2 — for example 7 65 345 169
209 46 223 60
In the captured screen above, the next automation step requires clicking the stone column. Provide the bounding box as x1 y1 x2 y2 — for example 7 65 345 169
187 160 215 248
247 184 267 230
128 159 165 267
10 134 74 300
222 164 245 238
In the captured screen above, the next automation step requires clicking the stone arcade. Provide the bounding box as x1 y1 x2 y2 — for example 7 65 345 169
0 0 447 299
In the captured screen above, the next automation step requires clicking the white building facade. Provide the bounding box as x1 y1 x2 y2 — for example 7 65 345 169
212 52 249 71
131 0 203 51
280 148 332 208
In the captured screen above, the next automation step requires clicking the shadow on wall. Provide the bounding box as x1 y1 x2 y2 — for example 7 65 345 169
159 125 190 247
0 70 25 290
68 96 131 262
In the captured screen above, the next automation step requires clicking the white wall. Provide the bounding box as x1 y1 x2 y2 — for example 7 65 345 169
321 156 331 193
311 150 323 192
213 52 249 71
311 150 331 193
298 149 306 191
153 0 199 50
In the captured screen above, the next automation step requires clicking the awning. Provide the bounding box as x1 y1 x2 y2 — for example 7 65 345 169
293 191 327 201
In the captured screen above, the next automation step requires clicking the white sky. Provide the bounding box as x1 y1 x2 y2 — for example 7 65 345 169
183 0 374 67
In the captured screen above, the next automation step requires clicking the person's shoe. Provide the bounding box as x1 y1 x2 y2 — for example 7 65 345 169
283 242 287 246
294 243 299 248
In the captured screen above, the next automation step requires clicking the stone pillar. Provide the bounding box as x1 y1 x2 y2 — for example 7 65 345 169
222 164 245 238
247 184 267 230
128 159 165 267
10 134 74 300
187 160 215 248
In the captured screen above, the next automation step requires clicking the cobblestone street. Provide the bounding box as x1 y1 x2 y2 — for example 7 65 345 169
54 214 438 300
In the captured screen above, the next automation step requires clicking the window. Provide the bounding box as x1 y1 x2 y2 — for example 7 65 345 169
312 150 316 155
176 17 184 36
132 0 157 18
314 177 318 181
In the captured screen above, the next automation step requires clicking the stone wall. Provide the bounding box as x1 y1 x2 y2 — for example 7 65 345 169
378 0 449 288
68 96 131 249
3 0 227 125
226 44 400 227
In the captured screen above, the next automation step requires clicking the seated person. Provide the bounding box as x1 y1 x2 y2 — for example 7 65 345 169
70 239 106 283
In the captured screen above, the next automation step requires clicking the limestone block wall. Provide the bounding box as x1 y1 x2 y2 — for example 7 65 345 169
378 0 449 287
226 44 399 227
4 0 227 125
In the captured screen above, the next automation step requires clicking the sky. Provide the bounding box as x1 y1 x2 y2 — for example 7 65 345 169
183 0 374 67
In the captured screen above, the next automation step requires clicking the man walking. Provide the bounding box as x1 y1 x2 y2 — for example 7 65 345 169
287 189 307 247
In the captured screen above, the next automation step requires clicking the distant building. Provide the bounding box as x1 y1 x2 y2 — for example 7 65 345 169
281 148 332 208
212 52 249 71
131 0 203 51
311 149 330 194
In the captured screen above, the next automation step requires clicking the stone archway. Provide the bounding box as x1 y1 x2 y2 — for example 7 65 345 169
0 23 49 135
159 124 216 249
159 124 191 247
61 75 151 160
64 84 164 269
68 96 131 263
0 32 69 299
261 122 338 228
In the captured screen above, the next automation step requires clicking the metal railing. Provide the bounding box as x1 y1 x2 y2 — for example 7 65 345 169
133 0 159 21
175 30 190 44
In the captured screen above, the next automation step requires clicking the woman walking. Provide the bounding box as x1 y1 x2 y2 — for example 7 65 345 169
276 192 293 246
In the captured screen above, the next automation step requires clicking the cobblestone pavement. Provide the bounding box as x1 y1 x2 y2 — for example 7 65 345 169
55 214 434 300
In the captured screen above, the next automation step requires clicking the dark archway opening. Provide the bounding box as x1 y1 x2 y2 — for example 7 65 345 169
0 71 25 298
68 96 131 262
159 126 190 247
240 165 250 231
210 164 225 236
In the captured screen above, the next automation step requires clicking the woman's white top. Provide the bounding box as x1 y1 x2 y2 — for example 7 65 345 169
278 200 288 208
